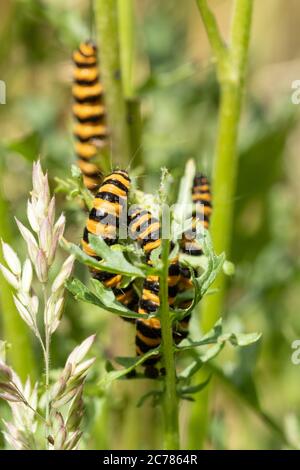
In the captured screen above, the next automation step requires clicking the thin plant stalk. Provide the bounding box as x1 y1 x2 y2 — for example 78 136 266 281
188 0 254 450
160 236 179 450
94 0 131 168
42 284 50 443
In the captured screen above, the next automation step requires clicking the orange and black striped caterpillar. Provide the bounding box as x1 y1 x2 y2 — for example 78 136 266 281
81 170 138 313
181 173 212 256
178 172 213 323
129 208 182 377
72 41 108 192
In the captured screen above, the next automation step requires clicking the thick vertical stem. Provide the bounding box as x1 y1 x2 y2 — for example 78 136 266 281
199 0 254 331
160 236 179 450
94 0 130 168
188 0 254 450
118 0 143 171
201 83 242 331
118 0 135 99
127 98 143 169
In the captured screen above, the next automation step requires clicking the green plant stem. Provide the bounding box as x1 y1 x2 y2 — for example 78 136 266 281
159 237 179 450
188 0 254 450
117 0 143 171
118 0 135 99
201 83 242 331
195 0 228 79
198 0 254 333
127 98 143 169
94 0 130 168
0 178 36 381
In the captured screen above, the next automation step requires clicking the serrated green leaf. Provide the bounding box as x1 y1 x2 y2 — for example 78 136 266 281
177 343 224 381
179 251 207 270
196 231 226 297
178 375 211 396
65 278 146 320
98 348 160 387
137 390 163 408
105 360 115 373
176 319 223 350
61 238 145 278
177 319 260 352
114 356 141 368
71 164 81 178
118 276 134 289
199 342 225 362
229 332 262 347
181 396 195 402
223 260 235 276
54 171 94 210
89 235 145 277
149 246 162 265
178 356 203 380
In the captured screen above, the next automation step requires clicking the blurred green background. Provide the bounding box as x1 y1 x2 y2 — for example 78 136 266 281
1 0 300 450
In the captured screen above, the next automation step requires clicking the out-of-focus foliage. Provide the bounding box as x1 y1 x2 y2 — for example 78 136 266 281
0 0 300 450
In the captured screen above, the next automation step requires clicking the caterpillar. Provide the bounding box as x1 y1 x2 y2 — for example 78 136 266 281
181 173 212 256
129 208 181 377
72 41 108 193
81 170 138 314
176 173 213 335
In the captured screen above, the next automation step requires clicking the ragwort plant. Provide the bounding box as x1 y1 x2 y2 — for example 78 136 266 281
64 160 260 450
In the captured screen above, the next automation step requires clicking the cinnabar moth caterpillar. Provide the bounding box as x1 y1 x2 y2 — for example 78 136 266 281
72 41 108 193
181 173 212 255
176 172 213 336
81 170 138 314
